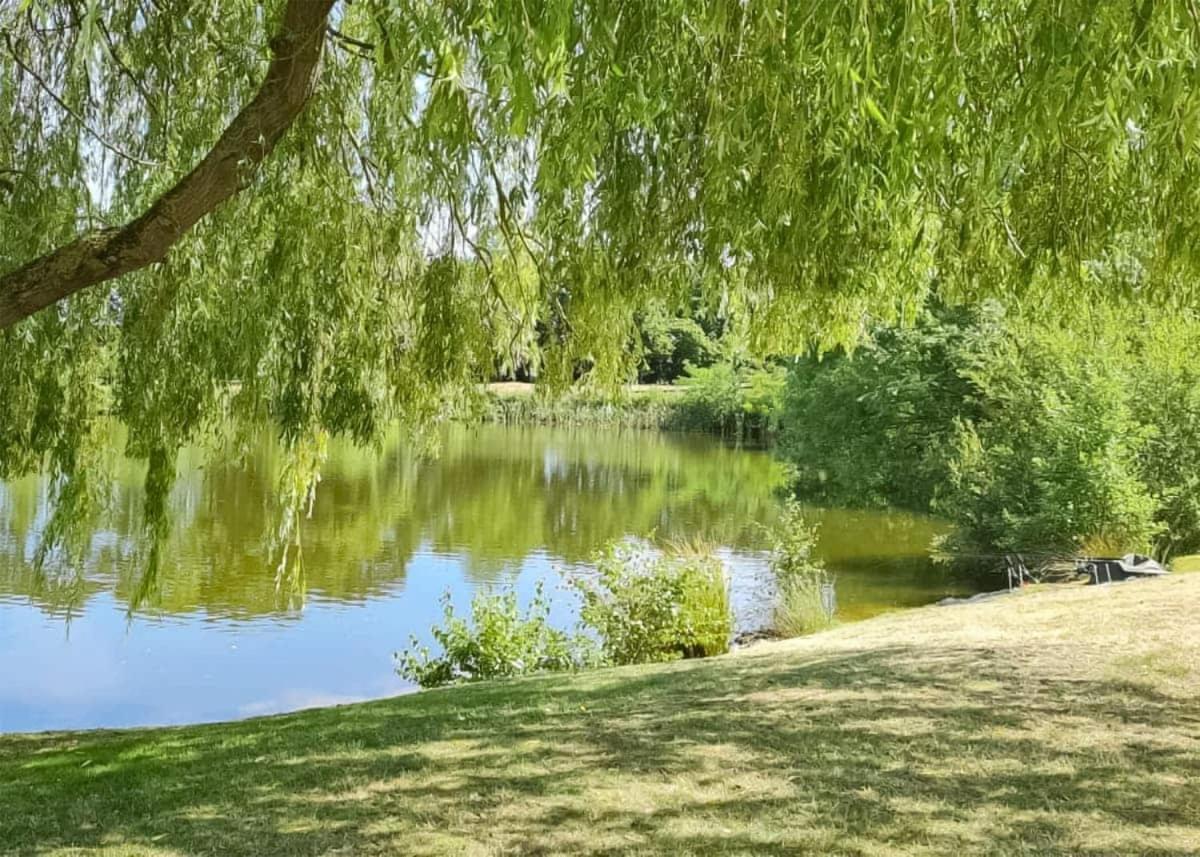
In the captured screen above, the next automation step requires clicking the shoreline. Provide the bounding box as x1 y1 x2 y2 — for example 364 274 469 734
3 574 1195 854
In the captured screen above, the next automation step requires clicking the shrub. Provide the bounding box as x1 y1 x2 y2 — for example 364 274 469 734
571 540 732 665
777 302 1189 559
672 363 742 434
397 541 735 690
1130 317 1200 559
671 361 786 439
776 304 990 509
763 499 835 637
395 583 591 688
934 328 1159 557
763 499 825 581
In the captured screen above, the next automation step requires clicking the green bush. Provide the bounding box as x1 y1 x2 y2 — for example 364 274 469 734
763 499 825 581
670 361 786 439
397 542 734 689
636 305 719 383
777 304 990 508
571 540 732 664
672 362 741 434
935 326 1159 557
763 499 835 637
777 302 1193 559
1129 318 1200 559
395 583 592 688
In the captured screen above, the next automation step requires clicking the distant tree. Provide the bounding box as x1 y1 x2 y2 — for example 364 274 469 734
635 302 719 384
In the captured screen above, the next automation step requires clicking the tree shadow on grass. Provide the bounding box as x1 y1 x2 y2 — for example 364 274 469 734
2 641 1198 855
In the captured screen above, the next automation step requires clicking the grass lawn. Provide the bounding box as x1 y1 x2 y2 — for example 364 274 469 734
2 576 1198 856
1169 554 1200 574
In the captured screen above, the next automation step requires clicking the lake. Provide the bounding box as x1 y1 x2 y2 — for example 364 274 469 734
0 424 990 732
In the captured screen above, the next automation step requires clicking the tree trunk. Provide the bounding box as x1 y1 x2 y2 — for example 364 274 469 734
0 0 336 329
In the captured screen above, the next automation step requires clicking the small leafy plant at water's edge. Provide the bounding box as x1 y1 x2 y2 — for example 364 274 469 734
396 542 733 688
573 540 733 665
765 499 835 637
396 583 595 688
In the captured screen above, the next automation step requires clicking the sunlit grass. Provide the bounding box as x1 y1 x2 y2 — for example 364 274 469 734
1170 553 1200 573
773 576 836 638
2 576 1198 855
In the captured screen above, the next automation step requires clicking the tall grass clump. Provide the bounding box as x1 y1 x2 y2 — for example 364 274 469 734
670 539 736 658
765 500 835 637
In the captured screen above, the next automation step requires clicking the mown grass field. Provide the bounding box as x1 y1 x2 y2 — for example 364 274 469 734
2 575 1198 856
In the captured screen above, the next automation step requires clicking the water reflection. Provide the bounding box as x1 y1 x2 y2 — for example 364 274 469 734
0 424 986 732
3 425 785 615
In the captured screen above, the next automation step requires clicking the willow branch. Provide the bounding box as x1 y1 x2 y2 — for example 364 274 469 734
2 31 157 168
0 0 337 329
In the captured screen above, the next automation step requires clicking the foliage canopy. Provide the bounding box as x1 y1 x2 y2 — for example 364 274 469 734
778 302 1200 559
2 1 1200 567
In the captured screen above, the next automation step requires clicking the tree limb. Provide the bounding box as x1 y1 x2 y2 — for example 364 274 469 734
0 0 336 330
327 26 375 56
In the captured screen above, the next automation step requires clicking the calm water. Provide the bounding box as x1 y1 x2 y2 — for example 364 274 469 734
0 424 988 733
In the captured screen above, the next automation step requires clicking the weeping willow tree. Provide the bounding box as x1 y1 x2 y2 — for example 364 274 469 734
1 1 1199 587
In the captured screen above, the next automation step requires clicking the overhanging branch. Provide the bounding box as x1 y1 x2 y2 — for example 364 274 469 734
0 0 337 329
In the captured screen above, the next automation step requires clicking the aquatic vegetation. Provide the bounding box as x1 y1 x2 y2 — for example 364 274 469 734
400 540 733 688
763 499 836 637
396 583 593 689
572 540 733 665
479 385 678 430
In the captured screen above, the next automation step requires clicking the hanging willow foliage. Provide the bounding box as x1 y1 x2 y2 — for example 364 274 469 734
1 1 1199 589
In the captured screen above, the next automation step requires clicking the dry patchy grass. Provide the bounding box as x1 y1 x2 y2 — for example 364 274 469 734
2 576 1198 856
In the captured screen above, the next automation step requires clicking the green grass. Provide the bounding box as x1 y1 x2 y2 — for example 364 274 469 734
1169 553 1200 573
773 576 836 638
3 576 1199 855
